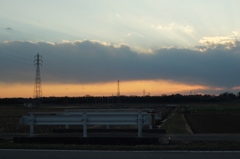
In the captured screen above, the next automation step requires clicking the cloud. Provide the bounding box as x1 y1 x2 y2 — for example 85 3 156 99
151 23 194 34
6 27 12 30
126 32 143 37
199 36 235 46
0 40 240 91
199 32 240 49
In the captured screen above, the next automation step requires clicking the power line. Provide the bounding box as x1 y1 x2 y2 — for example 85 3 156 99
0 43 84 86
0 45 71 83
43 62 76 83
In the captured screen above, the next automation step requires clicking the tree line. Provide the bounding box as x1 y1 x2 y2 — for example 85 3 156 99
0 92 240 105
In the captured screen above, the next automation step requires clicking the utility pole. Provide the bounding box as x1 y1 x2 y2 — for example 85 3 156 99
33 53 43 106
117 80 120 104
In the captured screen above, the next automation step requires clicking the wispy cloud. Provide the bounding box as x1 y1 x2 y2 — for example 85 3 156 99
151 23 194 35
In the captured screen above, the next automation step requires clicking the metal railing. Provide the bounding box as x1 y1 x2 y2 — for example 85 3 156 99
20 111 152 137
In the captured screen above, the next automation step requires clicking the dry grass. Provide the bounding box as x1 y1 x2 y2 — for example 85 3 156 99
160 109 193 134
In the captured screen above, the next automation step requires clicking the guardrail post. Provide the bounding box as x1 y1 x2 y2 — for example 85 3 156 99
65 110 69 129
149 124 152 129
83 112 87 137
66 125 69 129
138 112 142 137
149 115 153 129
29 113 35 137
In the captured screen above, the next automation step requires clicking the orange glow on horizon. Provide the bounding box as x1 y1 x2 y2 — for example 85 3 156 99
0 80 210 98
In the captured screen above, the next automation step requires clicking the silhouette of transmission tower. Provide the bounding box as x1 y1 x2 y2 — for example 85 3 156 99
117 80 120 104
33 53 43 106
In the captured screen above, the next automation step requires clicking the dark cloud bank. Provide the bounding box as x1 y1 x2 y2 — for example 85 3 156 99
0 40 240 91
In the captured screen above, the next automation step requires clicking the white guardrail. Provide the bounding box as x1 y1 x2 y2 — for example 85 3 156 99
20 111 152 137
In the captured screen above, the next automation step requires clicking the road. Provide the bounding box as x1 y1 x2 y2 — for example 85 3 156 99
6 133 240 144
1 149 240 159
167 134 240 141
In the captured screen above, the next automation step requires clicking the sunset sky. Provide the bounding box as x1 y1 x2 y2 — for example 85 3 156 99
1 0 240 97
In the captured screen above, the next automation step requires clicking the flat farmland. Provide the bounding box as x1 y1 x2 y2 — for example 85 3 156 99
185 106 240 134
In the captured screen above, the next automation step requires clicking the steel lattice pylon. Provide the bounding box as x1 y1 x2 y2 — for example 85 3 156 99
33 53 43 103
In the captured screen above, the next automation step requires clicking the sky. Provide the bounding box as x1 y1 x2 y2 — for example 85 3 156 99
1 0 240 97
